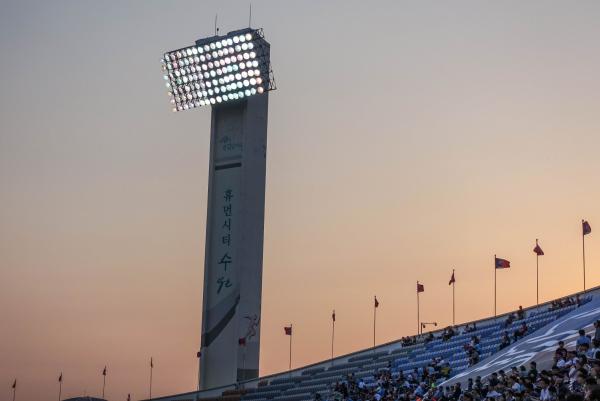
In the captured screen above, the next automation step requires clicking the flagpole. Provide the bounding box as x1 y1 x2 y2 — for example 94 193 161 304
494 255 497 318
149 359 153 400
331 311 335 365
102 373 106 399
583 220 587 292
288 323 292 372
242 347 246 382
452 270 455 326
196 351 201 391
417 282 420 335
536 239 539 308
373 297 377 349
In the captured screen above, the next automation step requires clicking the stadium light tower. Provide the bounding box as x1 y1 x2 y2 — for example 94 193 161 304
161 27 275 390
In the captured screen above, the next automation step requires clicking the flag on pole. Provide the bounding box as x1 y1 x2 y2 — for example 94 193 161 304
58 373 62 382
128 394 131 401
332 310 335 322
102 366 107 376
150 357 153 368
374 296 379 308
284 326 292 336
533 242 544 256
449 271 455 285
417 283 424 293
495 257 510 269
12 379 16 389
238 337 246 346
583 220 592 235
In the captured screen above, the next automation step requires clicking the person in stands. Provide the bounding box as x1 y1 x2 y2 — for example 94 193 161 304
513 322 528 342
517 305 526 321
589 339 600 360
556 341 569 361
499 331 511 350
577 329 592 351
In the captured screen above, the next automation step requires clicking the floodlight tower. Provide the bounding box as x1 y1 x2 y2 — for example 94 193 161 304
161 28 275 390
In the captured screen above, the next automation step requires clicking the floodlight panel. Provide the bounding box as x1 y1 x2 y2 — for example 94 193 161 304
161 28 274 112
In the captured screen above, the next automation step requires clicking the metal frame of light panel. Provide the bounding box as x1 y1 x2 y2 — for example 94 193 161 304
161 28 275 112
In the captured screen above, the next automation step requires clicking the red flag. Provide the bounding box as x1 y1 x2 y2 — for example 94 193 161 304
449 271 455 285
150 357 153 368
12 379 16 389
583 220 592 236
495 257 510 269
417 282 424 293
238 337 246 346
533 242 544 256
332 310 335 322
58 373 62 383
284 326 292 336
102 366 107 376
374 296 379 308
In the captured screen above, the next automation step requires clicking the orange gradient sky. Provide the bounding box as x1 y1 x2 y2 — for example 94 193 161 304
1 1 600 400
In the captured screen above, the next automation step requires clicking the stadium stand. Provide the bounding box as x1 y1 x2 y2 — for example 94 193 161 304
150 290 600 401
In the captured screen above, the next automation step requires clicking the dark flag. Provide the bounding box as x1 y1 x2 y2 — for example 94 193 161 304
583 220 592 235
417 283 424 293
284 326 292 336
128 394 131 401
534 242 544 256
58 373 62 382
374 296 379 308
102 366 107 376
238 337 246 346
495 257 510 269
449 271 455 285
150 357 153 368
12 379 16 389
332 310 335 322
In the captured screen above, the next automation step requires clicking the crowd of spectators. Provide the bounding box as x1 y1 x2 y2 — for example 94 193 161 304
549 296 583 311
316 320 600 401
402 337 419 347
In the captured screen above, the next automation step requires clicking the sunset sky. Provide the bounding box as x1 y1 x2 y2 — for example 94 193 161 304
1 1 600 400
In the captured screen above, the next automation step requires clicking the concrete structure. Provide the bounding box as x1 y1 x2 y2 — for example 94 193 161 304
199 93 269 389
161 27 273 391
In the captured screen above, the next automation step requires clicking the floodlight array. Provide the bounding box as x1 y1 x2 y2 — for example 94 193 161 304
161 29 273 112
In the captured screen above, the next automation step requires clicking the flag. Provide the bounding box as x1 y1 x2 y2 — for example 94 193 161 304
417 282 424 293
238 337 246 346
495 257 510 269
332 310 335 322
284 326 292 336
533 242 544 256
12 379 16 389
58 373 62 382
374 296 379 308
102 366 107 376
128 394 131 401
583 220 592 236
150 357 153 368
449 271 455 285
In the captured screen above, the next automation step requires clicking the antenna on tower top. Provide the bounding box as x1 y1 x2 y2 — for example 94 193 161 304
214 14 219 35
249 4 252 27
